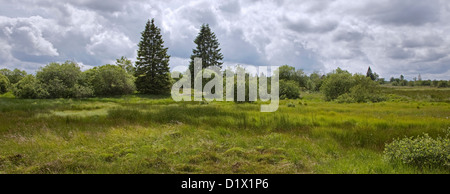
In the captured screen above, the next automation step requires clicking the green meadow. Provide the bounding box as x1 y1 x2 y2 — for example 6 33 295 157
0 87 449 174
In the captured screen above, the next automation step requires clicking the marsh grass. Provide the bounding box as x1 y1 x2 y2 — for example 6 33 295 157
0 88 449 174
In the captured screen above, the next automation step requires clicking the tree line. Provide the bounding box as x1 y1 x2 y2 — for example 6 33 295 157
0 18 449 100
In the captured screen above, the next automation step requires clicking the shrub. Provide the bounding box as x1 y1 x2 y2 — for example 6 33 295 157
36 61 82 98
287 102 296 107
73 84 94 98
349 75 384 103
384 131 450 169
336 93 356 103
0 74 10 94
279 80 301 100
84 64 136 96
437 81 448 88
13 75 48 99
320 68 355 101
0 68 27 84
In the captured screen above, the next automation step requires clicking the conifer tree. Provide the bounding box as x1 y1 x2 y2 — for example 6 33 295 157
189 24 224 86
366 66 376 81
135 19 171 94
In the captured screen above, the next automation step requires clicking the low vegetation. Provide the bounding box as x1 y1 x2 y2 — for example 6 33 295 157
0 87 449 174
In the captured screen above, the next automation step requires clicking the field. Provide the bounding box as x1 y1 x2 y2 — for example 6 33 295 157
0 87 449 174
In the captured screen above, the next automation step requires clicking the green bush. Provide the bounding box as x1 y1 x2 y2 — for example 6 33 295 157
287 102 296 107
36 61 82 98
320 68 355 101
84 64 136 96
0 68 27 84
437 81 448 88
336 93 356 103
13 75 48 99
0 74 10 94
349 75 384 103
279 80 301 100
384 131 450 169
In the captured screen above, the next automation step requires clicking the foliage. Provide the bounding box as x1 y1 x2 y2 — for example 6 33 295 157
320 68 355 101
116 56 135 75
36 61 82 98
277 65 308 88
307 72 324 91
135 19 171 94
85 64 136 96
349 75 384 103
279 80 301 100
0 68 27 84
366 66 376 81
12 75 48 99
0 74 10 94
189 24 223 86
335 93 356 103
384 130 450 169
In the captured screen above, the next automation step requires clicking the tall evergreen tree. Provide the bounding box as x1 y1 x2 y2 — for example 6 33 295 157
135 19 171 94
366 66 376 81
189 24 224 86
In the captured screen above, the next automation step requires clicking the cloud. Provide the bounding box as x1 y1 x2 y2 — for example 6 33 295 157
0 16 58 57
86 31 135 64
0 0 449 80
353 0 442 26
284 17 338 34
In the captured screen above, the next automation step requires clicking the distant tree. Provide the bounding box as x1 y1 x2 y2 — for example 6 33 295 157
36 61 82 98
116 56 135 75
295 69 308 88
320 68 355 101
418 74 422 81
432 80 439 87
278 65 296 81
366 66 376 81
13 75 48 99
422 80 431 86
437 81 448 88
85 64 136 96
135 19 171 94
0 74 10 94
400 79 408 86
308 72 324 91
0 68 27 84
189 24 223 87
277 65 308 88
279 80 301 100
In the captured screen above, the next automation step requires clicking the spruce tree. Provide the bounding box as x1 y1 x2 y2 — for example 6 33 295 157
366 66 375 81
135 19 171 94
189 24 224 86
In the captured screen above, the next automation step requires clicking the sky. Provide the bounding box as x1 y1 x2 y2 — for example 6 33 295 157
0 0 449 80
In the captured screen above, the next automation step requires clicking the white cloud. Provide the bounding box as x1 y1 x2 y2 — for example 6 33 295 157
0 16 58 56
86 31 135 64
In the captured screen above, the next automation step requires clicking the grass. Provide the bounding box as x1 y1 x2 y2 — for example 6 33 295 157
0 88 449 174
